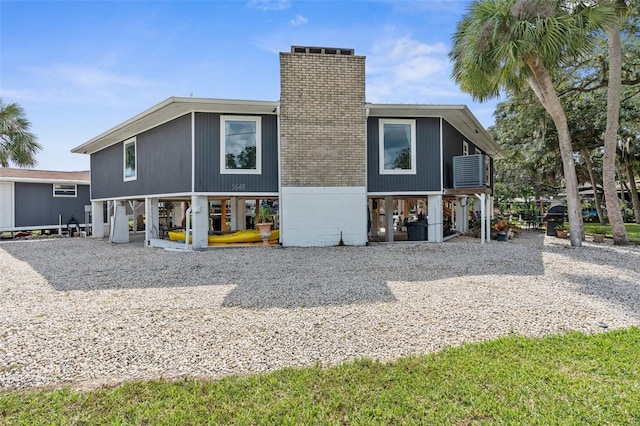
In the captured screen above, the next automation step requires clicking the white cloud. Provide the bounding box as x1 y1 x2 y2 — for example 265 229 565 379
290 14 308 26
14 63 163 106
366 37 467 104
247 0 290 11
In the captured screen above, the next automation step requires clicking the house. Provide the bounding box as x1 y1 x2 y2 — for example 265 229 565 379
0 168 91 236
71 46 503 248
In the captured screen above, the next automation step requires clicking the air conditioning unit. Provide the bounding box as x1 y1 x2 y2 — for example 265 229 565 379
453 154 489 188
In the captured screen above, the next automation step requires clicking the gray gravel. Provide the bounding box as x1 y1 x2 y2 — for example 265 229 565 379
1 232 639 391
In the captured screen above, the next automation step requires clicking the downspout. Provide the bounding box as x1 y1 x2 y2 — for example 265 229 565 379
184 205 192 250
276 103 282 244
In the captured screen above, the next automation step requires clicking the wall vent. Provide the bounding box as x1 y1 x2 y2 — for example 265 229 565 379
291 46 354 56
453 154 489 188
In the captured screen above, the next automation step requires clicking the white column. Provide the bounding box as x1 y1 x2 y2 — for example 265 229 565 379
110 201 130 243
384 196 394 242
91 201 105 238
486 194 493 243
234 198 246 230
144 198 159 244
427 194 443 242
478 193 486 244
191 195 209 249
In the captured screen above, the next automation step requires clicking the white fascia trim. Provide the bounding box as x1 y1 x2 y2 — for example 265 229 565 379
90 192 197 202
193 192 279 198
367 191 443 197
90 192 281 202
0 177 90 185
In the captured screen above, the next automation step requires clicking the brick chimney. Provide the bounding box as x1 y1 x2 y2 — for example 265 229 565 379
278 46 367 246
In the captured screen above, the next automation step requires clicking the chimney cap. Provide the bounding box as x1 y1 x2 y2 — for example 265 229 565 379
290 46 354 56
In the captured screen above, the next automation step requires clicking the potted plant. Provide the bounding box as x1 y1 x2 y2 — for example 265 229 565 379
592 226 606 243
493 220 507 241
256 205 273 246
555 223 569 239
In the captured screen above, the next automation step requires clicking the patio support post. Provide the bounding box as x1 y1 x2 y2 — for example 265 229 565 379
486 195 492 243
191 195 209 249
428 194 443 242
91 201 105 238
384 196 394 242
144 197 159 246
476 193 486 244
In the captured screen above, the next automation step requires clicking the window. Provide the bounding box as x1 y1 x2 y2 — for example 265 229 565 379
123 137 137 181
475 147 481 155
379 119 416 174
463 141 469 156
220 116 261 174
53 184 77 197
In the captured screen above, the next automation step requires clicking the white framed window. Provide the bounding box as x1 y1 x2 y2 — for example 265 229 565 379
123 137 137 181
379 119 416 174
475 147 481 155
220 115 262 174
462 141 469 156
53 184 77 197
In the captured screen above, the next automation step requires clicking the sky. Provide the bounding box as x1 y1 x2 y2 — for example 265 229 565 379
1 0 500 172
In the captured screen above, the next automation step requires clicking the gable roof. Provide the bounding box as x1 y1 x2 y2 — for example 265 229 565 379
0 168 90 184
367 104 505 159
71 97 279 155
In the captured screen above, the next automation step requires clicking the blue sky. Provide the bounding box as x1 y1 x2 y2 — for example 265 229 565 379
1 0 500 171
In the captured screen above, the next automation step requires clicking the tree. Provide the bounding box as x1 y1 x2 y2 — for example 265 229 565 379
0 99 41 167
450 0 618 247
600 0 630 244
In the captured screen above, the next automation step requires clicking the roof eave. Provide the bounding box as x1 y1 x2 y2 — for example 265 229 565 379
366 103 505 160
71 97 279 155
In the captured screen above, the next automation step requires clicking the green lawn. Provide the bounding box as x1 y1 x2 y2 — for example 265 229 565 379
584 223 640 243
2 328 640 425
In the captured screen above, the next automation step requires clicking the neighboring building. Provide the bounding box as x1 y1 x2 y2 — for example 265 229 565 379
72 46 503 248
0 168 91 235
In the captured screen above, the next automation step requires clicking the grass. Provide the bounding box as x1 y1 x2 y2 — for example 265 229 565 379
584 223 640 244
2 328 640 425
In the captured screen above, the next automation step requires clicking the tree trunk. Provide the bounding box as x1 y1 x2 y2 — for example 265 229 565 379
581 148 605 224
527 59 583 246
602 21 629 244
625 154 640 223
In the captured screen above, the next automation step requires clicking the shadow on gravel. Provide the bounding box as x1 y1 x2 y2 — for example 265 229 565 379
0 231 547 309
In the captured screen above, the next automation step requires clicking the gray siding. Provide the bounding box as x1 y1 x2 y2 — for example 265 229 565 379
442 120 492 190
194 112 278 193
90 114 192 199
367 117 441 193
15 183 90 227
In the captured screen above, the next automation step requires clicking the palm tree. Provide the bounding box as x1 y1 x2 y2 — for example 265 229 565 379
601 0 630 244
450 0 617 247
0 98 42 167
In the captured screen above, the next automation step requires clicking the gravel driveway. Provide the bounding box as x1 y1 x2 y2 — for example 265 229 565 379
1 232 639 391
